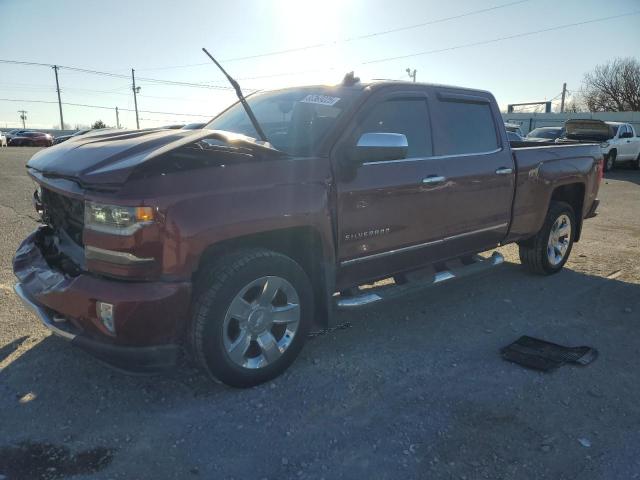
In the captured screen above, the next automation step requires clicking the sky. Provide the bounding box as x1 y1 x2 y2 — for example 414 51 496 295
1 0 639 130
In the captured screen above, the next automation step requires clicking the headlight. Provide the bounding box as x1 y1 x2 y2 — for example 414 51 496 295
600 142 609 148
85 202 155 235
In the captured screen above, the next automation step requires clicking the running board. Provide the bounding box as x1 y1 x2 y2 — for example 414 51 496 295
335 251 504 309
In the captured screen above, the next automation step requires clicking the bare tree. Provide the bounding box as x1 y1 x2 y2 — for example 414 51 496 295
563 98 585 113
581 57 640 112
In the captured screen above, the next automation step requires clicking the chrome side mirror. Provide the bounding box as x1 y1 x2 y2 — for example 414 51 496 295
354 132 408 163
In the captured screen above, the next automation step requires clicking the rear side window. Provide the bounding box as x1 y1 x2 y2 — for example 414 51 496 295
434 100 499 155
358 99 432 158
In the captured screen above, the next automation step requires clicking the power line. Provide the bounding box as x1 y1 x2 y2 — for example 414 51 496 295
361 12 639 64
0 59 243 91
0 98 211 117
136 0 532 71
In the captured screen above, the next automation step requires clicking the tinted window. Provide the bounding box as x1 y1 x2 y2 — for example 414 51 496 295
435 100 498 155
358 99 431 158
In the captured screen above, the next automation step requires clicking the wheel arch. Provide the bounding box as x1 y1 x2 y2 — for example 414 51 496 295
550 182 585 241
194 226 335 329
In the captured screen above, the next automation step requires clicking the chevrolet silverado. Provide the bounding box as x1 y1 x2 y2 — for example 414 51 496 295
13 79 602 387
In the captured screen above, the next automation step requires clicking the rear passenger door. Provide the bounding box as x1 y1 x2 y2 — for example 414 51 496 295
430 89 515 254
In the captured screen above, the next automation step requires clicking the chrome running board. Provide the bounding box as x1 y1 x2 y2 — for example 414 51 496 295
335 252 504 310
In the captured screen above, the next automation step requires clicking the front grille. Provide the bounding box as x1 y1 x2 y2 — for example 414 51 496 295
41 188 85 246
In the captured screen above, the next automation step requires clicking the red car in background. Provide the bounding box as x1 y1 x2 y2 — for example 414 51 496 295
8 131 53 147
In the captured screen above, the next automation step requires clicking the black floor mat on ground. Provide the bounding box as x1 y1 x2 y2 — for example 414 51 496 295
501 336 598 372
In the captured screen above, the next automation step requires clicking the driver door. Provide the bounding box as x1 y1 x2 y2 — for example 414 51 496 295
334 88 451 288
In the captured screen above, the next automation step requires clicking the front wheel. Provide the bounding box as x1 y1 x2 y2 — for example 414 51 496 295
518 201 575 275
191 249 313 388
604 151 616 172
634 153 640 170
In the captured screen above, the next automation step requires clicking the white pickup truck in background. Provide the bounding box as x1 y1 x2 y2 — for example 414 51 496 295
564 119 640 171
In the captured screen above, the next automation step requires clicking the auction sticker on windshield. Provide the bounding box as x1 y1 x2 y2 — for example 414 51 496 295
300 94 341 106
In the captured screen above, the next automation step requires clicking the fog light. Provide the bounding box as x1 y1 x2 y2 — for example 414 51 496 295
97 302 115 334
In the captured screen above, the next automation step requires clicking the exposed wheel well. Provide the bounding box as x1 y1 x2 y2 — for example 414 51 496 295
194 227 332 328
551 183 585 241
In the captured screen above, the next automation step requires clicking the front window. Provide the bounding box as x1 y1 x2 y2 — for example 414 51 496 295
206 88 358 156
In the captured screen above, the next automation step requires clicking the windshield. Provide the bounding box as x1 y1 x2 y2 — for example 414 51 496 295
206 87 358 155
528 128 562 139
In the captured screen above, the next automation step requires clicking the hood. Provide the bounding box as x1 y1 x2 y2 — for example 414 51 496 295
565 119 613 141
27 128 279 187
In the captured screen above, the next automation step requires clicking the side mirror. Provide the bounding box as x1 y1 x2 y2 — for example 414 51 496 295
353 132 408 163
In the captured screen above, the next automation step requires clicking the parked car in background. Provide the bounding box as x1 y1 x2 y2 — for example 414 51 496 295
14 80 602 387
506 130 523 142
504 123 524 138
54 129 93 145
5 129 32 142
0 131 7 147
525 126 565 142
8 131 53 147
182 123 206 130
563 119 640 171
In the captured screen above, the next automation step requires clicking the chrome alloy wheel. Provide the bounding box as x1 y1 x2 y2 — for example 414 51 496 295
547 214 572 266
222 276 301 369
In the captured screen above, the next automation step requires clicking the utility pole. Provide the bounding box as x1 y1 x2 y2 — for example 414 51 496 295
406 68 417 82
131 68 140 129
18 110 27 128
52 65 64 130
115 106 120 129
560 82 567 113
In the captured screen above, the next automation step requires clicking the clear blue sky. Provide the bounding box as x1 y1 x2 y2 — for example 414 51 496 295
1 0 639 129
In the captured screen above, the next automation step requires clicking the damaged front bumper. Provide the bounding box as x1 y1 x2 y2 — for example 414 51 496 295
13 226 191 372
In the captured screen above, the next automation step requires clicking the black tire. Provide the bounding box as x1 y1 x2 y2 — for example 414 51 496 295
634 153 640 170
604 151 616 172
191 248 313 388
518 201 575 275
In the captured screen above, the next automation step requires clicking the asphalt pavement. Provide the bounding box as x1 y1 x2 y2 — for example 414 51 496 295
1 147 639 480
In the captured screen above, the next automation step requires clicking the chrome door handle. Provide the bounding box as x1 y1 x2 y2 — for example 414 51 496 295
495 167 513 175
422 175 446 184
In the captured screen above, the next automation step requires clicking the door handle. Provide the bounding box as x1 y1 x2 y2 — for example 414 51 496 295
422 175 446 184
495 167 513 175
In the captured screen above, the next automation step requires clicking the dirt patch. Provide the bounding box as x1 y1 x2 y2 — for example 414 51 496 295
0 441 114 480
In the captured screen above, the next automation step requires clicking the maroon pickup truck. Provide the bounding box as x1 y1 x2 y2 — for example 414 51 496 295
13 79 602 387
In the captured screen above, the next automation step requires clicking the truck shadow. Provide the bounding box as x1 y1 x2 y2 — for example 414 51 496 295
605 168 640 186
1 262 638 477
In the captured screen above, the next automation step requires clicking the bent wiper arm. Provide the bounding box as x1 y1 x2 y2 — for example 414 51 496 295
202 47 269 144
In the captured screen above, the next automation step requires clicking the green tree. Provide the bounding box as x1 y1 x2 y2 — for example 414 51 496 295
92 120 107 129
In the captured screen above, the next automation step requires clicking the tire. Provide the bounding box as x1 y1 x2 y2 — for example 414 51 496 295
191 248 313 388
604 151 616 172
518 201 575 275
634 153 640 170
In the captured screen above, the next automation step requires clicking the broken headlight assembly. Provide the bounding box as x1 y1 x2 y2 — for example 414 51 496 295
84 202 155 236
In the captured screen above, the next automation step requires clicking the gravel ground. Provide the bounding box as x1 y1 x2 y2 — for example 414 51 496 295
1 147 639 480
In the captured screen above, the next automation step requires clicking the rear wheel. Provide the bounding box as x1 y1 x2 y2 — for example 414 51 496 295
518 201 575 275
191 249 313 388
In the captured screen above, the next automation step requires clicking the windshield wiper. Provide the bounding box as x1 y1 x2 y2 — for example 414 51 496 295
202 47 270 144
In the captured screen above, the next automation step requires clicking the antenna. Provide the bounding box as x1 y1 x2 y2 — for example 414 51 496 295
201 48 269 143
